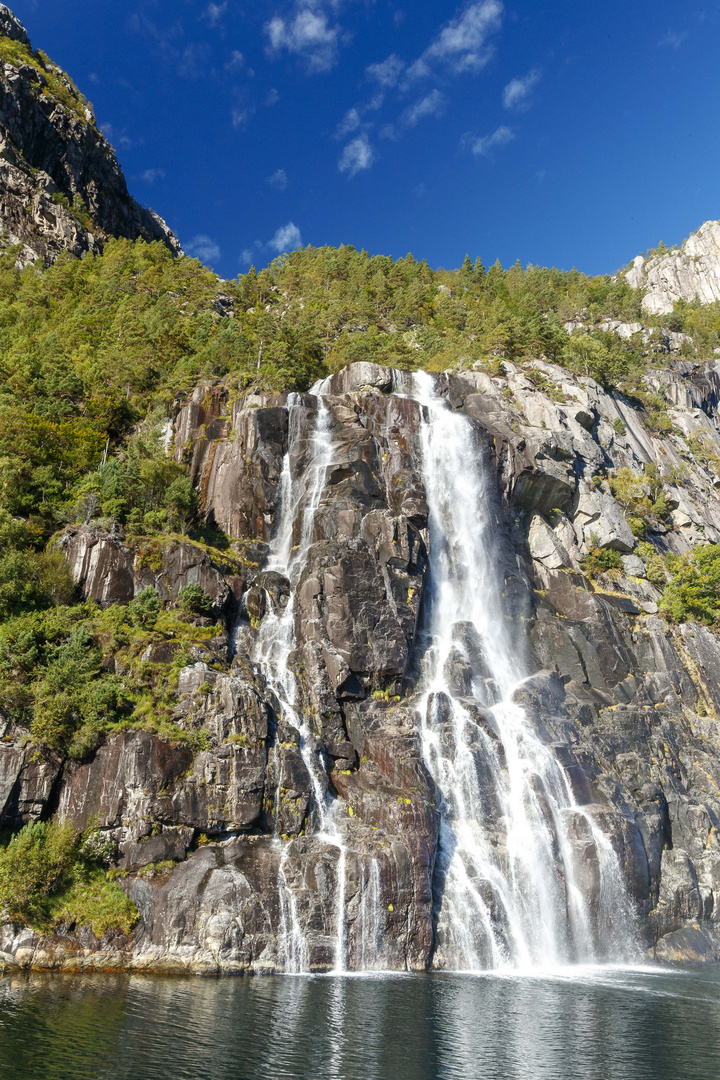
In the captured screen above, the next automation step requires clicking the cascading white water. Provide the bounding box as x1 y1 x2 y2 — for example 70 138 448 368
411 370 635 971
251 395 351 973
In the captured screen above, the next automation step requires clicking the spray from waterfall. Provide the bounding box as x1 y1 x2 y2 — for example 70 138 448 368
411 370 636 971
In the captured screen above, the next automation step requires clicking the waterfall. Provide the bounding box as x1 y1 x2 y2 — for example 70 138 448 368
411 371 635 971
252 396 349 973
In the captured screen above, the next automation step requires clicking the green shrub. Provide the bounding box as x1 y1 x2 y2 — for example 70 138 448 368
178 583 211 616
659 545 720 625
0 820 137 937
581 546 623 577
128 587 160 629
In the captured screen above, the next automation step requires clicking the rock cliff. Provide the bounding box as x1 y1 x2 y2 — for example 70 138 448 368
4 357 720 972
0 5 180 264
624 220 720 316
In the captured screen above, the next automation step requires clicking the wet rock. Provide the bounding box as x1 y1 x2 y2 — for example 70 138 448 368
252 571 291 612
15 358 720 971
0 723 60 829
178 396 288 542
244 586 267 621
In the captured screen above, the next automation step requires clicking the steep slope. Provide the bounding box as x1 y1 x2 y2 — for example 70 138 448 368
0 4 180 264
624 220 720 316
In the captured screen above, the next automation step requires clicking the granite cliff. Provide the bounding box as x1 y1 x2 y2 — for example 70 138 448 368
4 357 720 971
0 5 180 265
624 220 720 316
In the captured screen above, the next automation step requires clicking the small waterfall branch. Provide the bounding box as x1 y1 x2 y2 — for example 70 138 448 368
252 396 350 973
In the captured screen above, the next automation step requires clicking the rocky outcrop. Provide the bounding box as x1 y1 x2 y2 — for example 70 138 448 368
60 526 244 620
8 358 720 972
624 220 720 316
0 5 180 263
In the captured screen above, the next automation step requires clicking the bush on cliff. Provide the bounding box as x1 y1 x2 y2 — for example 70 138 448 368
0 599 219 757
659 545 720 625
0 820 137 937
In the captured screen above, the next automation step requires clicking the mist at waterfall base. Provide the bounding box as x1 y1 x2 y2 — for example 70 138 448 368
3 969 720 1080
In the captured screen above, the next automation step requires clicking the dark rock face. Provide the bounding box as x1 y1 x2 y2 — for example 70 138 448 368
62 526 243 619
8 359 720 973
0 6 180 263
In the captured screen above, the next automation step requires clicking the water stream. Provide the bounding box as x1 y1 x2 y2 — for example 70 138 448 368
251 395 349 972
410 371 636 970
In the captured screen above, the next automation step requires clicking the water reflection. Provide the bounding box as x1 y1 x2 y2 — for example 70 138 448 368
1 968 719 1080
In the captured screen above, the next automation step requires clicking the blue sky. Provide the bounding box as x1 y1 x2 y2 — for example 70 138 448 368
10 1 720 278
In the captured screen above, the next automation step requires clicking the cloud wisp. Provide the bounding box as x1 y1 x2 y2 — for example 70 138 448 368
347 3 506 167
410 0 504 80
502 68 541 110
658 29 688 49
463 124 514 156
203 3 228 28
366 53 405 89
338 133 374 177
186 235 222 263
140 168 166 184
268 168 288 191
403 89 447 127
265 7 340 73
269 222 303 253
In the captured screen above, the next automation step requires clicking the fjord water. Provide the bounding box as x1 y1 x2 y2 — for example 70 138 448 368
2 968 720 1080
411 372 634 968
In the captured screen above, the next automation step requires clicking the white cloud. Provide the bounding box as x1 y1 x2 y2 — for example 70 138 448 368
186 235 221 263
266 8 339 73
337 107 361 137
140 168 165 184
240 247 256 265
416 0 504 77
464 125 514 156
226 51 245 71
268 168 288 191
403 89 447 126
502 68 540 109
204 2 227 28
269 222 303 253
366 53 405 88
266 87 280 105
338 133 374 177
232 107 251 128
658 29 688 49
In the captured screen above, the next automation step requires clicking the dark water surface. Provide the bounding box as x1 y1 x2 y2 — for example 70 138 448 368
1 966 720 1080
